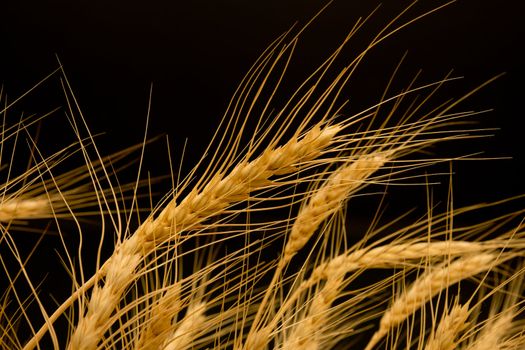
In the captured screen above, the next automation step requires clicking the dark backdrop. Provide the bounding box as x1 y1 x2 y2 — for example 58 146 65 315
1 0 523 203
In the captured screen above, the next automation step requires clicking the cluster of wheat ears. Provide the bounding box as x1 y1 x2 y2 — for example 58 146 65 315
1 2 524 350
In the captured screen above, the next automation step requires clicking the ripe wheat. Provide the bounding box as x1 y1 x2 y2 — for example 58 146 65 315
1 2 523 350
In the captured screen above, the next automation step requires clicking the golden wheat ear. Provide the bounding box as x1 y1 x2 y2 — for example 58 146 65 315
0 141 159 228
1 78 162 229
459 263 525 350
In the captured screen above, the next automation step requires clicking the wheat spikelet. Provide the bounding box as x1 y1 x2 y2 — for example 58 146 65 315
466 284 524 350
460 260 525 350
283 152 388 263
308 241 495 287
281 275 344 350
467 311 515 350
162 302 207 350
0 198 52 222
242 326 272 350
0 191 102 223
135 283 182 350
364 253 497 350
67 248 142 350
424 303 469 350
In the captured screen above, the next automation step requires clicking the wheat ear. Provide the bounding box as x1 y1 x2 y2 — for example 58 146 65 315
310 241 495 284
0 198 52 222
283 152 388 263
136 123 342 249
364 253 497 350
248 152 388 342
255 241 493 349
467 309 517 350
162 302 208 350
424 303 470 350
135 284 182 350
282 275 344 350
263 242 501 341
66 246 142 350
66 123 340 350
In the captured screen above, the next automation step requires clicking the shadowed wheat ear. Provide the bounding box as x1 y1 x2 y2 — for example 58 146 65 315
424 302 470 350
131 244 258 350
468 312 525 350
281 274 344 350
135 283 182 350
161 302 208 350
465 264 525 350
467 310 516 350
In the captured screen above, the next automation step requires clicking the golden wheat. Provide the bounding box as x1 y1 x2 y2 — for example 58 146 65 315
1 2 523 350
365 253 500 350
424 302 470 350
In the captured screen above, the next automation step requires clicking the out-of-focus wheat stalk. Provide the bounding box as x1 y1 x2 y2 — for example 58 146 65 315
1 2 524 350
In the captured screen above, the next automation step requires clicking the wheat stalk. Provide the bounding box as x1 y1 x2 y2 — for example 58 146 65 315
21 3 499 346
1 2 523 350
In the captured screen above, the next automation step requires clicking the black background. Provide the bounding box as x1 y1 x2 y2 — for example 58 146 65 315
1 0 524 346
1 0 523 204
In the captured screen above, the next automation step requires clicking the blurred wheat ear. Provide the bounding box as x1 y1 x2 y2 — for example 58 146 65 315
1 2 524 350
